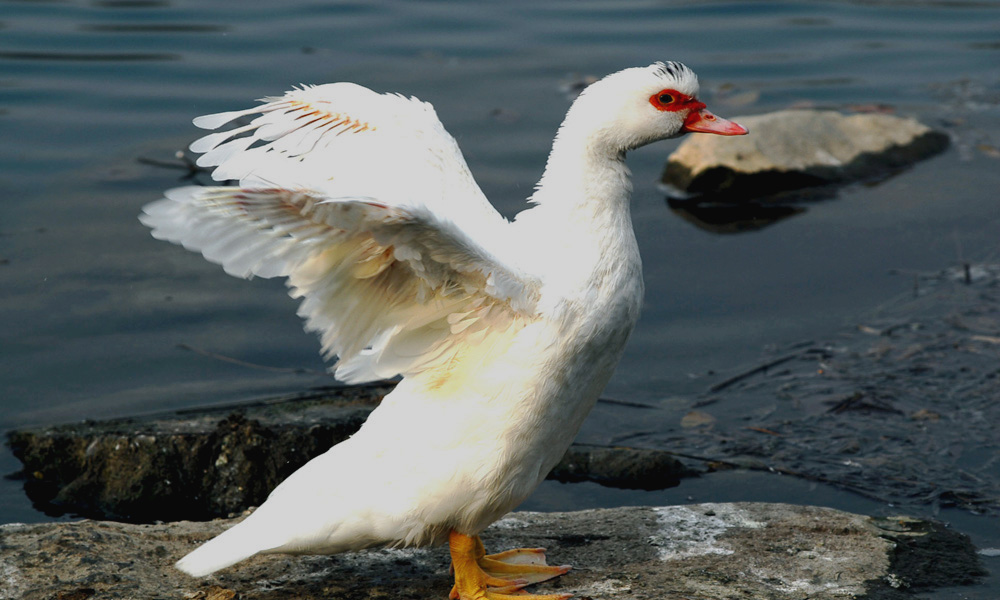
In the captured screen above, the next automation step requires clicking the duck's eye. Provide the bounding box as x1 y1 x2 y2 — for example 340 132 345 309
649 89 685 111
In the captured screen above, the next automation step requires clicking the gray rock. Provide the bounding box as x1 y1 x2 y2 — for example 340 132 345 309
662 109 949 199
0 503 983 599
550 445 693 491
6 384 392 523
5 388 692 522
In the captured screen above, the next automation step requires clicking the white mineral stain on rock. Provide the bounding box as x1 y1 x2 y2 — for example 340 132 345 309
650 504 765 560
584 578 631 596
340 547 431 566
492 515 532 529
0 561 26 600
768 576 857 596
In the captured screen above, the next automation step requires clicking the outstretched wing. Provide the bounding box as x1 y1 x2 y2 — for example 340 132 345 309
141 84 538 383
189 82 501 232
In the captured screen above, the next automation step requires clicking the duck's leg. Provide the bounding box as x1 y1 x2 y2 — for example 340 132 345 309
448 530 572 600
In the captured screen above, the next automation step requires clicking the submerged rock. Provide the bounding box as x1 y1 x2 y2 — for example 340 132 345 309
551 444 693 491
662 109 949 199
669 264 1000 516
6 384 392 523
0 503 983 600
5 386 692 522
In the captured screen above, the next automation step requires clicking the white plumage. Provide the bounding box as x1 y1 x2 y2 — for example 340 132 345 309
141 62 746 597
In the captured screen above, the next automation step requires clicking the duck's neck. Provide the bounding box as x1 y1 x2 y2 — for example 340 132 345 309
522 122 634 237
511 118 642 305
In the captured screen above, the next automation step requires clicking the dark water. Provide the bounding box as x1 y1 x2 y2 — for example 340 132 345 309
2 0 1000 595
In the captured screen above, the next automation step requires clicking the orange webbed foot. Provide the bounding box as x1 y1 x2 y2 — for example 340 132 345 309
448 531 572 600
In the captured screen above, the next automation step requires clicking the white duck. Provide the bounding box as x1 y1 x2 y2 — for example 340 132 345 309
140 61 746 599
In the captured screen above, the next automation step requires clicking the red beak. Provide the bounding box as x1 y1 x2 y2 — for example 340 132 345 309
682 108 748 136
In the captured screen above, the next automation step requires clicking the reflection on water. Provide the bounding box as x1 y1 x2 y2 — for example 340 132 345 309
667 198 807 234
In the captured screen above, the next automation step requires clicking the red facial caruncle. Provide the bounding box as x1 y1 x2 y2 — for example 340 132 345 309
648 88 706 113
650 88 749 136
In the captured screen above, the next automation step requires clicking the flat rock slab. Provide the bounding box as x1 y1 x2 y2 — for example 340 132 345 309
662 109 949 199
0 503 983 600
6 386 691 522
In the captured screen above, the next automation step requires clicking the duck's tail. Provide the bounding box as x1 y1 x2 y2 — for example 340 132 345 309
175 518 274 577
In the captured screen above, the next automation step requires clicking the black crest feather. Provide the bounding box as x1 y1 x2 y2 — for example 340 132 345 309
652 61 692 80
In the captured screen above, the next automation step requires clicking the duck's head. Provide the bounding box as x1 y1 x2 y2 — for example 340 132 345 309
567 61 748 153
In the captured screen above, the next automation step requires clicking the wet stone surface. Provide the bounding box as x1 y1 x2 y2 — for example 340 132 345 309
662 109 949 201
0 503 985 600
5 387 692 523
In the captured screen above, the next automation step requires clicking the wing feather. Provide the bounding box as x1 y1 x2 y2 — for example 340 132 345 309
141 186 537 383
189 83 501 230
143 82 539 382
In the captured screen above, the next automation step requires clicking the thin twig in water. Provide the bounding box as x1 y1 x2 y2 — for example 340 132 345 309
707 351 804 393
570 443 901 505
137 151 218 181
745 426 782 436
597 396 658 409
177 343 333 377
137 156 192 171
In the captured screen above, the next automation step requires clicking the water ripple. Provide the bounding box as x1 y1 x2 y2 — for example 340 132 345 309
91 0 170 6
0 50 180 61
78 23 228 33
